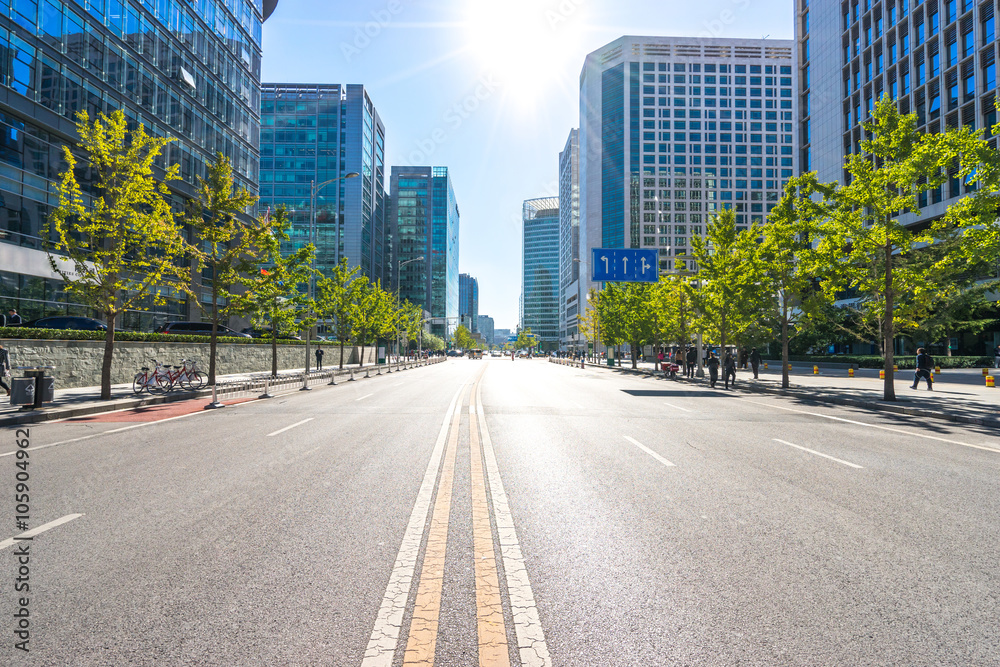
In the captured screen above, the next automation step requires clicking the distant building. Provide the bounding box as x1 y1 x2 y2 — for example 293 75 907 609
477 315 495 347
522 197 561 350
494 328 512 347
579 36 796 290
388 166 460 338
559 128 582 352
459 273 479 331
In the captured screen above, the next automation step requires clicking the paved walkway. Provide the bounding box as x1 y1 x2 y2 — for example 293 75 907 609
556 358 1000 428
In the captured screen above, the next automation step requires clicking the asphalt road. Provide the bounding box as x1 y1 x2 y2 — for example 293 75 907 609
2 357 1000 665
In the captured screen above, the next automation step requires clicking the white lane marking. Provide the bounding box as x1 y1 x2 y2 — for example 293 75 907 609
0 409 208 458
0 514 85 551
660 401 692 413
773 438 865 469
475 381 552 667
623 435 676 468
392 383 404 387
356 393 374 402
735 397 1000 454
361 387 463 667
266 418 314 437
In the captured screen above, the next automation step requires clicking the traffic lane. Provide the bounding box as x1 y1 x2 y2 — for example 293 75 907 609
0 365 471 664
482 365 1000 664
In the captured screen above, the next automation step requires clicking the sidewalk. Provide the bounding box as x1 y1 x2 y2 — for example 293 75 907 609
555 358 1000 428
0 357 435 427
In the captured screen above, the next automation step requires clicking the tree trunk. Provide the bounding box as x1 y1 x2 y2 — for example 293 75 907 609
945 335 953 356
270 303 278 377
209 294 218 386
101 310 115 401
359 342 366 367
631 339 639 369
883 242 896 401
339 341 345 369
781 300 790 390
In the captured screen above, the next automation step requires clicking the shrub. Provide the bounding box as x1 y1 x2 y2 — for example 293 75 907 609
0 327 337 346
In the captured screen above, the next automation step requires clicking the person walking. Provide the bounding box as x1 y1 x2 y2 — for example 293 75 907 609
686 346 696 378
739 347 748 370
749 347 762 379
0 341 10 396
657 348 665 373
724 351 737 389
5 309 21 326
994 344 1000 369
315 347 324 370
910 347 934 390
706 352 720 388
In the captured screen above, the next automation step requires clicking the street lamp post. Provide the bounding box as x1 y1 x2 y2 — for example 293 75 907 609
395 255 424 361
303 171 359 386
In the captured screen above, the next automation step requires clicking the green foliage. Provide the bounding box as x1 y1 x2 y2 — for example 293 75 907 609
46 110 189 399
0 327 332 345
654 275 694 347
455 324 476 350
315 257 363 368
422 332 445 351
596 282 655 368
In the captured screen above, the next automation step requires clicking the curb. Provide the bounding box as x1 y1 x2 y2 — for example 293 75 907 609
551 358 1000 429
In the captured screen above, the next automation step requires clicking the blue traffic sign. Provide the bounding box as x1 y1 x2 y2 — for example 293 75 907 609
591 248 659 283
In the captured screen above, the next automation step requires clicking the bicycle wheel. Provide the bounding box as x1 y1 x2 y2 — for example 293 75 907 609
133 373 146 395
149 374 171 394
184 371 205 390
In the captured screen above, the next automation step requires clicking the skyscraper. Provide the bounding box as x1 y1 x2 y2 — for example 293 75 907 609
459 273 479 332
559 128 581 352
0 0 275 329
388 166 460 338
259 83 387 283
477 315 494 348
521 197 560 349
579 35 796 291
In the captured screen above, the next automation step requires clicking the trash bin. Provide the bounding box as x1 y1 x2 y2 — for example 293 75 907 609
10 367 55 410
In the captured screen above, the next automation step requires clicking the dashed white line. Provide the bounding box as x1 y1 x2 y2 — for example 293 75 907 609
660 401 692 413
266 418 314 437
356 393 374 402
0 514 85 551
623 435 676 467
773 438 865 469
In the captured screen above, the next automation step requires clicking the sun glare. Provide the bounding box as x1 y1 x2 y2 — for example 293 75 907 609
463 0 587 103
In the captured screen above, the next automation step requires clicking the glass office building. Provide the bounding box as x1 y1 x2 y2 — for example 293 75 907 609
0 0 272 330
521 197 560 349
388 165 459 338
259 83 387 284
558 128 581 351
459 272 478 332
579 36 796 292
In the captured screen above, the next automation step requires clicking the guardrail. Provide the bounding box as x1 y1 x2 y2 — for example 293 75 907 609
207 357 445 405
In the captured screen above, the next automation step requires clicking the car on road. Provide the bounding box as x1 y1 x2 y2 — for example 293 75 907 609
23 315 108 331
155 322 251 337
469 349 483 359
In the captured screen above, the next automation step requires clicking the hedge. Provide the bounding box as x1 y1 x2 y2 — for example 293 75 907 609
760 354 993 369
0 327 342 345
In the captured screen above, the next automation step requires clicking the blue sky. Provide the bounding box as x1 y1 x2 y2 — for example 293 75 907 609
262 0 794 329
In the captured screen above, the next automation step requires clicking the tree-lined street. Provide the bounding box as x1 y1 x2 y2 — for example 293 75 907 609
3 358 1000 665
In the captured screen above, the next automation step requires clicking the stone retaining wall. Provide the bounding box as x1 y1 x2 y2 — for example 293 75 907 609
1 339 377 388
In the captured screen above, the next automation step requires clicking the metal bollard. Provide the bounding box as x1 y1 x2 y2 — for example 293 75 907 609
377 365 382 375
328 372 337 386
365 367 371 378
350 369 355 381
300 371 311 391
206 384 225 409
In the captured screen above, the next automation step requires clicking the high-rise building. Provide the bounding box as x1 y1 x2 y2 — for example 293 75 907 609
459 273 479 331
579 35 796 291
477 314 494 348
388 166 460 338
558 128 582 352
259 83 387 284
0 0 276 330
521 197 560 349
494 328 512 347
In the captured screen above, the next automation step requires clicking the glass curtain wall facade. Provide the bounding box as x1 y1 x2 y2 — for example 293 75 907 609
797 0 1000 355
522 197 560 349
259 83 386 283
477 314 493 347
459 272 478 331
579 36 797 293
0 0 268 330
558 128 580 351
388 165 459 339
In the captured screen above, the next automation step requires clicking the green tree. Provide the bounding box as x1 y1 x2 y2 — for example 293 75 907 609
814 96 997 400
689 209 769 361
231 207 316 377
47 111 189 400
455 324 476 350
763 173 837 388
423 332 445 352
352 278 394 366
186 153 265 385
315 258 362 369
599 282 655 369
654 274 694 351
578 290 600 360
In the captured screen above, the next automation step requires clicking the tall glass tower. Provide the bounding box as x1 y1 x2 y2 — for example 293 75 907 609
0 0 273 329
559 128 581 351
522 197 560 350
459 272 478 332
388 166 459 338
259 83 387 283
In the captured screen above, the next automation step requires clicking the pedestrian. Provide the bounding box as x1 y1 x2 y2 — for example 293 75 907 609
749 347 761 379
5 309 20 326
724 351 737 389
707 352 720 388
315 347 324 370
910 347 934 390
686 346 696 378
739 347 748 370
0 341 10 396
995 344 1000 369
657 348 665 372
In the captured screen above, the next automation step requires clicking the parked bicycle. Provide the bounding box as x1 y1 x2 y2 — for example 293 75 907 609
132 359 204 394
133 359 169 394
